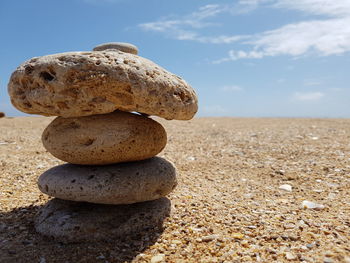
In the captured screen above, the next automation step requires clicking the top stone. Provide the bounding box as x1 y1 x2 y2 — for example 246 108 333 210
93 42 138 55
8 45 198 120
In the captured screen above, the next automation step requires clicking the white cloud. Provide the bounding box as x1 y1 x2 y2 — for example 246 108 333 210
139 4 250 44
272 0 350 17
220 17 350 61
139 0 350 61
234 0 270 14
221 85 244 92
140 5 222 32
293 91 325 101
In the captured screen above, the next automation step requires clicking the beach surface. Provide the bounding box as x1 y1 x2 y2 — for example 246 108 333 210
1 117 349 262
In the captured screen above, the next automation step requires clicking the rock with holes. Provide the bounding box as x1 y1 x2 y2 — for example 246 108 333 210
93 42 138 54
37 157 177 204
42 111 167 165
7 50 198 120
35 197 170 243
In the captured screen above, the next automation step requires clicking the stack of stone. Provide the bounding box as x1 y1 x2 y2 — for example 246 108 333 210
7 42 198 242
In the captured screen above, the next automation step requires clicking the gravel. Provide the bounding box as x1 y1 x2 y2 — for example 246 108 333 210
0 117 349 262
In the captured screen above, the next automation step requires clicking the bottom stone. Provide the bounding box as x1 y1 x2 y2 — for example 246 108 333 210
35 197 171 243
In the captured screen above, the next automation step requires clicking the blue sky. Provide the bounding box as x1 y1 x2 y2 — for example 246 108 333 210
1 0 349 117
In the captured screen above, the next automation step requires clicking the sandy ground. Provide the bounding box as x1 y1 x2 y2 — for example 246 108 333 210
0 117 349 263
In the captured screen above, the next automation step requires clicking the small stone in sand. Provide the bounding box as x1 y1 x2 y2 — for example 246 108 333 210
301 200 325 210
285 252 297 260
151 254 165 263
279 184 292 192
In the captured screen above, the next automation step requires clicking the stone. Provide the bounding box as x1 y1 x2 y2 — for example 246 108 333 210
42 111 167 165
279 184 292 192
0 112 4 118
301 200 325 210
285 252 297 260
93 42 138 55
201 234 220 242
38 157 177 204
8 50 198 120
35 197 171 243
150 254 166 263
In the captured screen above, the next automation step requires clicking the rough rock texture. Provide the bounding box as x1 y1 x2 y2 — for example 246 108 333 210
0 112 4 118
37 157 177 204
93 42 138 54
8 50 198 120
42 111 167 165
35 197 171 243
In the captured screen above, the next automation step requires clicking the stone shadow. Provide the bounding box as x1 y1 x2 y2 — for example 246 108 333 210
0 198 171 263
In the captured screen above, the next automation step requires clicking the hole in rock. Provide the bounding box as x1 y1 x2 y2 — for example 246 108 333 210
25 65 34 75
83 138 95 146
40 71 55 81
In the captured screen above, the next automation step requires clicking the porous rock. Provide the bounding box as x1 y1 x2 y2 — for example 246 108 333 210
42 111 167 165
37 157 177 204
8 50 198 120
35 197 171 243
93 42 138 54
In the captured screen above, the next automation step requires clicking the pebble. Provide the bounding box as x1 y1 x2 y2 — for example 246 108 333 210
285 252 297 260
301 200 325 210
306 243 315 249
35 197 171 243
284 223 295 229
171 240 182 245
232 233 244 239
324 257 333 263
38 157 177 205
42 111 167 165
247 225 257 229
93 42 138 54
300 245 308 251
8 49 198 120
187 156 196 161
201 234 220 242
279 184 292 192
241 240 249 247
151 254 165 263
36 164 45 169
